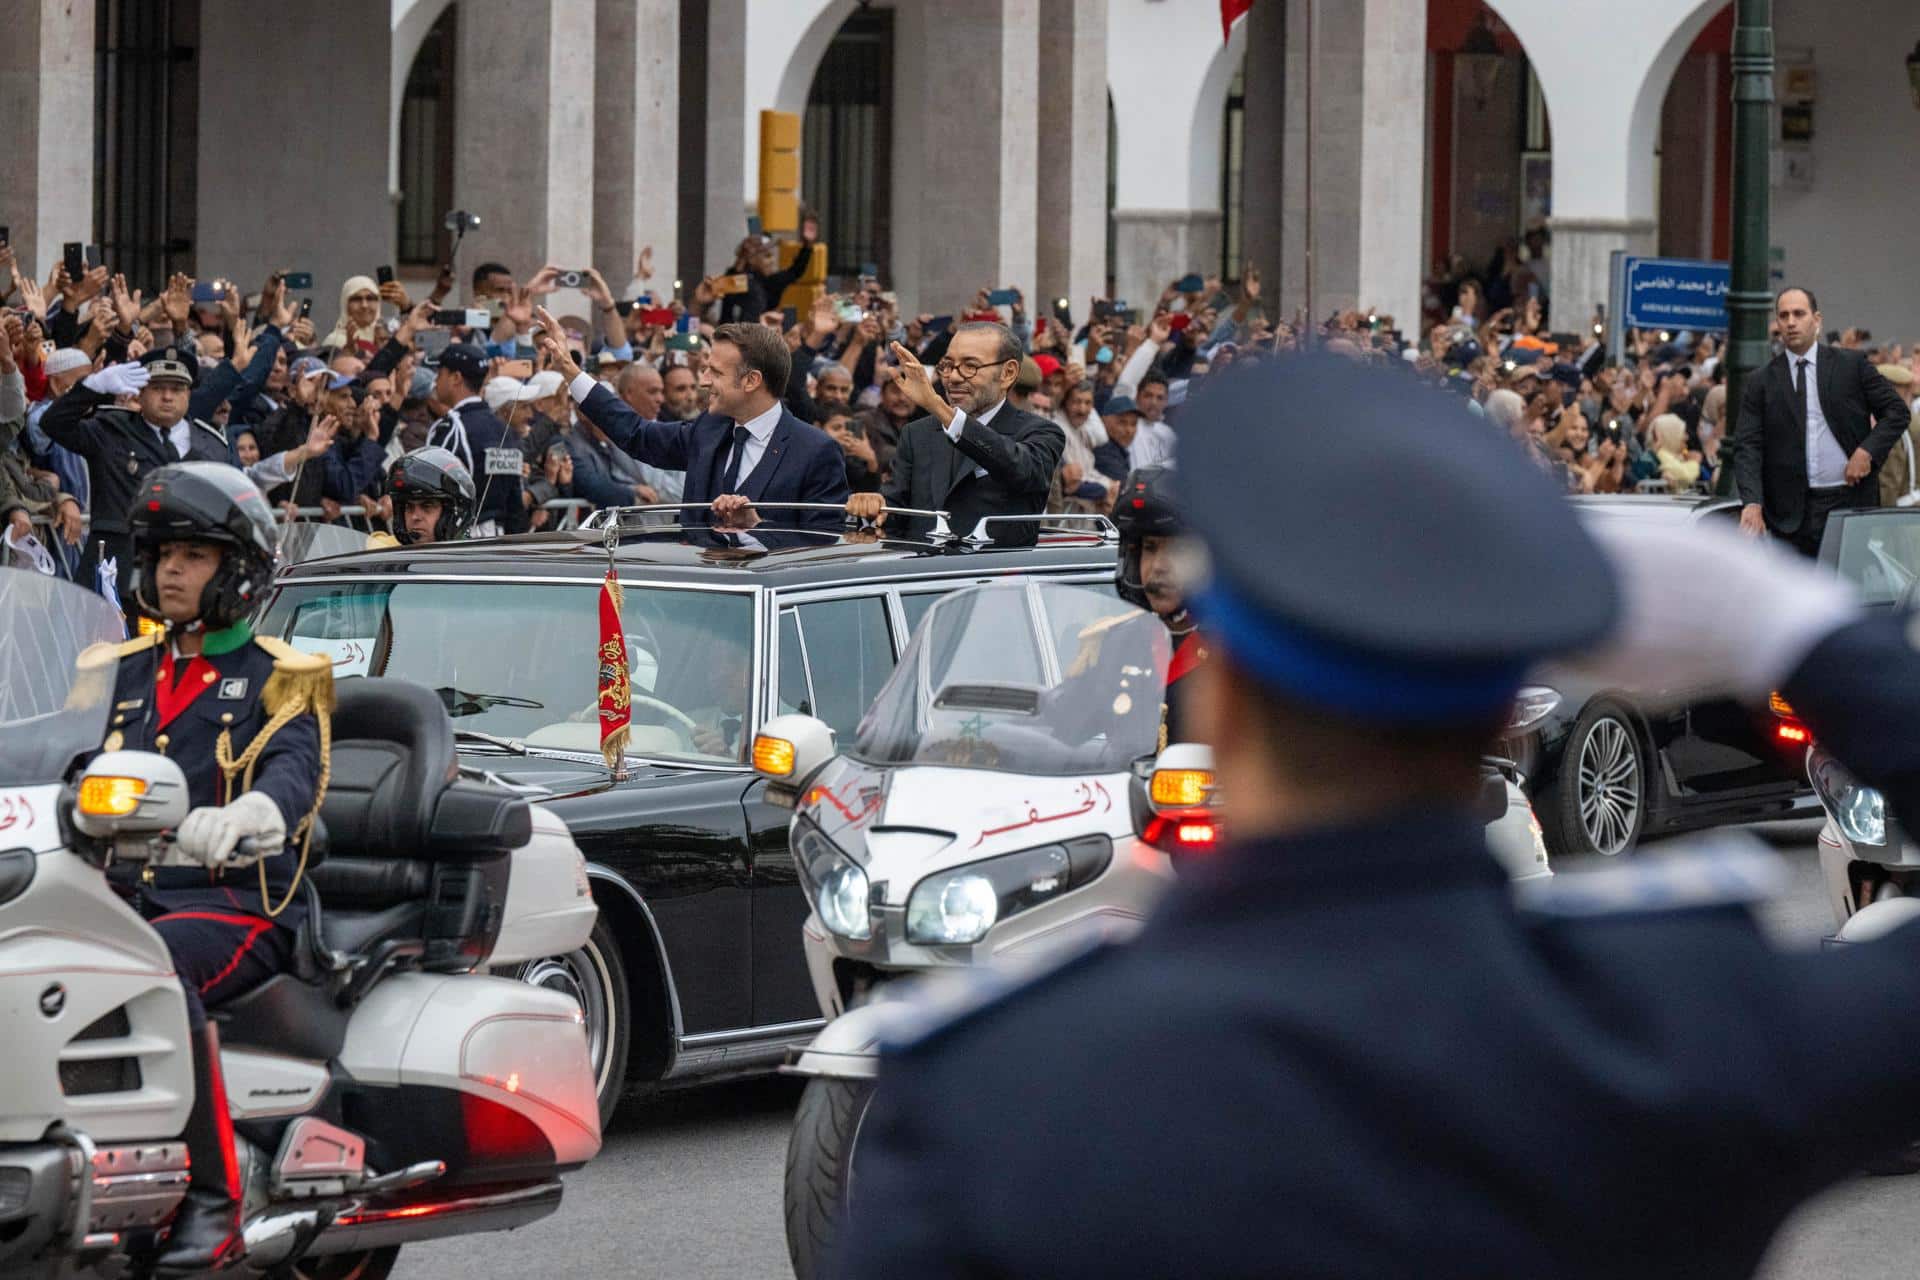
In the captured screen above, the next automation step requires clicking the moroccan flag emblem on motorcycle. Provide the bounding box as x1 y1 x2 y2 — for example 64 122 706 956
597 566 631 772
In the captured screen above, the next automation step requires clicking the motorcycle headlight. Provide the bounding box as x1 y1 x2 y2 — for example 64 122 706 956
793 818 871 940
817 859 872 941
1837 785 1887 846
906 840 1104 946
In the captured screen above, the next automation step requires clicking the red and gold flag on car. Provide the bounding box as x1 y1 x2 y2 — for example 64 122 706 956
597 566 631 772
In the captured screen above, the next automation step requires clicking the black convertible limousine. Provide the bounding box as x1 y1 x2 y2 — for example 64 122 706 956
257 516 1119 1121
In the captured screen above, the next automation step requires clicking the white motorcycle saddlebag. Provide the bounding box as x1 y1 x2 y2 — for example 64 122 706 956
486 803 596 966
337 973 602 1169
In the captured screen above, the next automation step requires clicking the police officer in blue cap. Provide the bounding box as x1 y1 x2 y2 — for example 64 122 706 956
839 352 1920 1279
424 343 527 536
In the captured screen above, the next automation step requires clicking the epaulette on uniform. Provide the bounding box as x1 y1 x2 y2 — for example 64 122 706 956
883 939 1116 1056
1514 834 1789 919
252 635 336 717
77 630 161 670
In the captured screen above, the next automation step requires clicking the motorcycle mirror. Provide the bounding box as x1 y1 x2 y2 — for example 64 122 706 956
752 714 837 807
73 751 191 840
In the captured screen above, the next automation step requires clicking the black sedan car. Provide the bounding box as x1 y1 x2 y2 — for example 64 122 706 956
255 518 1118 1120
1503 494 1818 859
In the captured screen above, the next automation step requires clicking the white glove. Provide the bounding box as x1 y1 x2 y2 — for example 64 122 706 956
1568 517 1861 704
82 362 150 397
175 792 286 869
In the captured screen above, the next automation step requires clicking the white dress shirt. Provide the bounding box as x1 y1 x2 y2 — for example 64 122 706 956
944 399 1006 479
150 417 191 458
1795 344 1849 488
721 401 783 488
1130 419 1177 468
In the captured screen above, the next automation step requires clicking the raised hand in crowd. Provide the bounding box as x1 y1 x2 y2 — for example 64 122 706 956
15 269 46 327
104 274 141 335
378 279 413 312
160 273 194 332
531 305 582 382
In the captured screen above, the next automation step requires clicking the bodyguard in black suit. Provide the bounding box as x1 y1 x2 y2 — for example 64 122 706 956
846 322 1065 546
841 355 1920 1280
536 308 849 547
1733 286 1911 555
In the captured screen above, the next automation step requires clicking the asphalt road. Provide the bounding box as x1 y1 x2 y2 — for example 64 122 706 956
393 820 1920 1280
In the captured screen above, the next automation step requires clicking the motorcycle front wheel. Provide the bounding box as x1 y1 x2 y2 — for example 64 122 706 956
783 1075 875 1280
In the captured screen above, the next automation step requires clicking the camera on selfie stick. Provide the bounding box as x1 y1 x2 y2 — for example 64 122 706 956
443 209 481 265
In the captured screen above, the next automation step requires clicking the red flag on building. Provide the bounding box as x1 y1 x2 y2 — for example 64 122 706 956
597 567 631 772
1221 0 1252 41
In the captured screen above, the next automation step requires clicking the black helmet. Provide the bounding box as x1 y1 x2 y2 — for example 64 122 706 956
387 446 476 545
129 462 279 630
1113 465 1192 633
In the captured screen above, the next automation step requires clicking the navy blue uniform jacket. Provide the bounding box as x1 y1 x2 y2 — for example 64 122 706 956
841 613 1920 1280
102 627 322 935
428 398 529 533
575 383 849 546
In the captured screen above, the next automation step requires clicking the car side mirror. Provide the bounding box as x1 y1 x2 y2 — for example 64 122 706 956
1148 743 1216 815
72 751 191 839
752 714 837 808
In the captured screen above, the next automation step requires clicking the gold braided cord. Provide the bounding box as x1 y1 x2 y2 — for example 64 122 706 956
215 675 333 920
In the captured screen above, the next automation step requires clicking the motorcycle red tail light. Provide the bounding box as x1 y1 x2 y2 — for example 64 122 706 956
1775 721 1810 746
1143 814 1222 855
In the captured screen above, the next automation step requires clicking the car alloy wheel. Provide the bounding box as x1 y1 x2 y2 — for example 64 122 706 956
1577 715 1641 857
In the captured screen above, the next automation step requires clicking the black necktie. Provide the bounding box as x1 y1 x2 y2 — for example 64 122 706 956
720 424 751 493
1794 358 1807 410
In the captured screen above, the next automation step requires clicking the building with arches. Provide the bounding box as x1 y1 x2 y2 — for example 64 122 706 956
6 0 1918 335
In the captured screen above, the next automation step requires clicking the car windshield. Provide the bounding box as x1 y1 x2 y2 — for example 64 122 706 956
257 580 755 763
0 569 128 785
850 581 1169 776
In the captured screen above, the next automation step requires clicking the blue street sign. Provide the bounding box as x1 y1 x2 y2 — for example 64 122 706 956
1615 256 1731 333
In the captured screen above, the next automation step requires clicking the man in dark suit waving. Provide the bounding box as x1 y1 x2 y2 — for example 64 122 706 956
534 306 848 546
846 321 1065 546
1733 286 1911 556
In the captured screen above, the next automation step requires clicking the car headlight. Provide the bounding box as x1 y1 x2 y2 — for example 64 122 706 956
1507 686 1561 733
793 818 871 940
905 839 1108 946
1837 785 1887 846
817 860 872 941
1811 751 1888 847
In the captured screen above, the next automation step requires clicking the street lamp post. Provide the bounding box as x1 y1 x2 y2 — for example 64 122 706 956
1724 0 1774 491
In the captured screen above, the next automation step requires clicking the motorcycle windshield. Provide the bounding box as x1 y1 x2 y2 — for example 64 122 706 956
850 581 1171 777
0 569 127 785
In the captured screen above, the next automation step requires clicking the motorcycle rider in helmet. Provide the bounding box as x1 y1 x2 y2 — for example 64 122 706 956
90 462 331 1272
1114 465 1207 743
367 445 477 549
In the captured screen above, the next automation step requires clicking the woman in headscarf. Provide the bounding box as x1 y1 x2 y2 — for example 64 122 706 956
325 275 386 358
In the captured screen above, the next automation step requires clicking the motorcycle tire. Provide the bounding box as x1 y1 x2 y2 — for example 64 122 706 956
509 915 632 1129
286 1246 401 1279
784 1075 876 1280
1539 700 1647 860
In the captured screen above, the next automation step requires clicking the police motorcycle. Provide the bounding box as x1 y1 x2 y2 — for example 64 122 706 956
0 569 602 1277
747 580 1190 1279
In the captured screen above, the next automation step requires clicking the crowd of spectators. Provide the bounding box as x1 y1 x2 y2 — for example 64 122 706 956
6 223 1920 579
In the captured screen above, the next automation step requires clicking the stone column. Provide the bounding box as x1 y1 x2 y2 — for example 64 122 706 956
1111 213 1223 313
1036 0 1108 319
595 0 679 296
452 0 596 290
0 0 96 282
703 0 751 280
1276 0 1426 328
893 0 1039 314
197 2 391 306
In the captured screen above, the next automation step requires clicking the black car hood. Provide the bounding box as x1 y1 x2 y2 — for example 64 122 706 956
456 748 726 803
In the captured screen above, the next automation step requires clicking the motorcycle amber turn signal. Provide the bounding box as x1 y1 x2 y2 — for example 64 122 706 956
77 775 149 817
